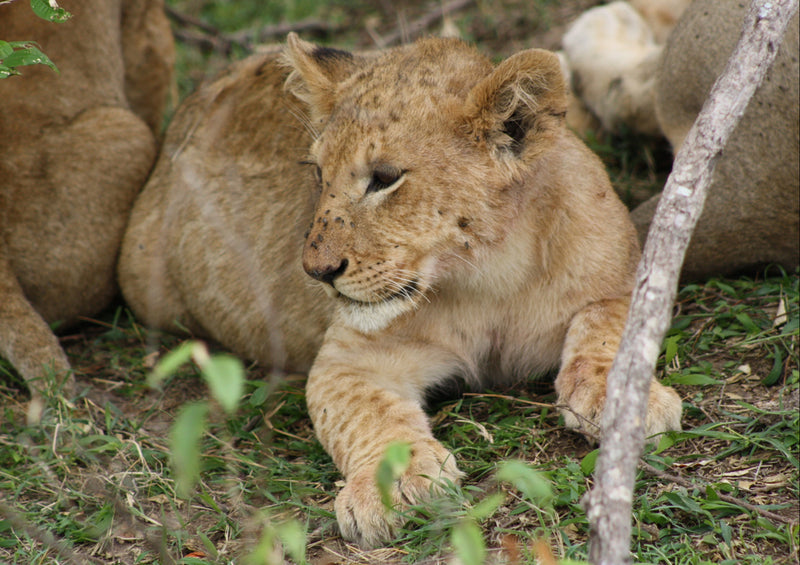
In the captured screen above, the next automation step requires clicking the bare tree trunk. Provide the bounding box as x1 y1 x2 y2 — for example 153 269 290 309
582 1 800 563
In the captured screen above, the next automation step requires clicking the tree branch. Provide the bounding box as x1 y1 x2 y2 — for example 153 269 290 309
582 1 800 563
374 0 475 47
165 7 338 55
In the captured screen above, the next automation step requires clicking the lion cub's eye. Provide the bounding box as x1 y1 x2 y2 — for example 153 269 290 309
366 165 404 194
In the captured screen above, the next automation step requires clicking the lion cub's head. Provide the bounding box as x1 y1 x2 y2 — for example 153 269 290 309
283 33 567 332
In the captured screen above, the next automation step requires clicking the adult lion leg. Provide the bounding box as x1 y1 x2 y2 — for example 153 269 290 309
555 297 681 437
306 335 462 548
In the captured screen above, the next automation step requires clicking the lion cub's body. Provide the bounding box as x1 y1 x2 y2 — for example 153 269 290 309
120 36 681 547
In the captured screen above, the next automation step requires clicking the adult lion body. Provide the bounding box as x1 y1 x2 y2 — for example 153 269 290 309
561 0 799 279
0 0 174 404
119 35 681 547
632 0 799 278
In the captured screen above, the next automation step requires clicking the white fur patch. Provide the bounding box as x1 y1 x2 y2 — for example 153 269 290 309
338 297 416 333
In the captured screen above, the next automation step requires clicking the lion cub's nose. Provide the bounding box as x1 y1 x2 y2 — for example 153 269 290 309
305 258 349 287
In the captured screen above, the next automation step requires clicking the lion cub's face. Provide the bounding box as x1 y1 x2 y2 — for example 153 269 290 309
283 34 567 332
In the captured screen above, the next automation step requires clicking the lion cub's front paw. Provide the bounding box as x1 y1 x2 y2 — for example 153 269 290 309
334 439 461 548
644 380 682 435
559 376 682 439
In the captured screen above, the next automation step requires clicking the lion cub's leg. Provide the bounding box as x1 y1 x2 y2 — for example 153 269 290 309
0 251 72 416
306 335 461 548
555 297 681 438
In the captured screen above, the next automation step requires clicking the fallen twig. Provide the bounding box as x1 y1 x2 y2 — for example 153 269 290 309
170 26 244 55
375 0 476 47
164 5 220 35
165 7 339 55
231 18 339 45
462 391 556 410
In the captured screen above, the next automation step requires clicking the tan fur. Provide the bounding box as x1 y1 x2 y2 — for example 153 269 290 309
119 35 681 547
0 0 174 404
561 0 692 135
562 1 664 135
629 0 692 44
632 0 800 279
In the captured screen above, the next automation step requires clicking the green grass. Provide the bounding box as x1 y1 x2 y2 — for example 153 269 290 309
5 271 796 563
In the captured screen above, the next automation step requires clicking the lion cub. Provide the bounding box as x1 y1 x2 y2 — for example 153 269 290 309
119 34 681 547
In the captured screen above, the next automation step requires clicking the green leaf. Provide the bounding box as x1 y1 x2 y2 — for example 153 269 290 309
709 280 737 296
780 314 798 335
651 432 676 455
670 316 692 331
0 65 18 79
665 373 722 386
376 442 411 510
148 340 197 387
29 0 71 23
716 519 733 547
249 382 271 407
661 491 710 517
276 520 307 564
149 341 244 413
1 45 57 72
199 354 244 414
663 335 680 365
468 492 505 521
580 449 599 476
0 41 13 59
170 401 208 498
734 312 761 334
451 519 486 565
496 460 553 507
762 345 784 386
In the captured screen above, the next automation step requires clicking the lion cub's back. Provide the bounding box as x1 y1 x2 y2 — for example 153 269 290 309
119 52 332 372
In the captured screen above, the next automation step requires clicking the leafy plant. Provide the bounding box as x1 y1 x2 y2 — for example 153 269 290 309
28 0 70 23
0 0 71 78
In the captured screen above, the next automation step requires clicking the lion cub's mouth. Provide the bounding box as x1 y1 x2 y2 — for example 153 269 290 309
334 279 420 306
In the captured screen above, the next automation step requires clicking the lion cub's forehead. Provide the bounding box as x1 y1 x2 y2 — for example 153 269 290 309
341 39 492 116
314 39 493 167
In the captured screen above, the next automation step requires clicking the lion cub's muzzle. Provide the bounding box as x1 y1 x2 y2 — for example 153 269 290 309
303 215 348 281
305 256 348 287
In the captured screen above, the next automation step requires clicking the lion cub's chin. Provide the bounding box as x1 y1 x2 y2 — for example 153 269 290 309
336 295 419 333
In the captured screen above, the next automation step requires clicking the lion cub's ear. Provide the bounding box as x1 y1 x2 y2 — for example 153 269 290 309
282 32 360 123
463 49 567 155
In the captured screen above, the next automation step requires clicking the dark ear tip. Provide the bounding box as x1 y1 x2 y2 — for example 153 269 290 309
311 45 355 64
